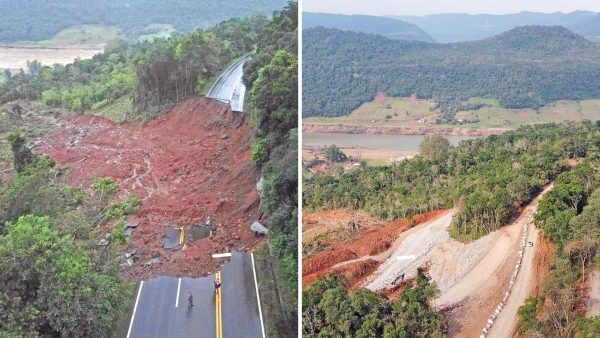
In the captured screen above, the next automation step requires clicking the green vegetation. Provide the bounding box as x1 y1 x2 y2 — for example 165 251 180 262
0 15 269 121
0 135 131 336
0 0 287 43
516 159 600 337
304 122 600 240
138 24 177 43
7 131 35 173
303 26 600 121
39 25 122 45
243 2 298 333
302 269 446 337
0 215 130 336
305 96 600 131
324 145 347 162
104 195 143 221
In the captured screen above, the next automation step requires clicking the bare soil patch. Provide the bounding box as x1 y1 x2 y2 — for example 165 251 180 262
302 210 448 289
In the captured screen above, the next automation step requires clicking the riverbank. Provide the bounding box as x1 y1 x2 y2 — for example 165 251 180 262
303 122 507 137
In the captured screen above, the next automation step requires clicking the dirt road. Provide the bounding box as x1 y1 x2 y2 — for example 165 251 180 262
587 271 600 317
436 185 552 337
486 227 539 337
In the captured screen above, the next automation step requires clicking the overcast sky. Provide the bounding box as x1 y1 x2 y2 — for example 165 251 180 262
303 0 600 16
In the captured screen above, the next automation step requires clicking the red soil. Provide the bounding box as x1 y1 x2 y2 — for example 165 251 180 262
37 98 261 279
302 209 448 289
374 92 387 104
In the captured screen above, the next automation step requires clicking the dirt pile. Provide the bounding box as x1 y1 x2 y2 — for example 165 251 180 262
37 98 261 279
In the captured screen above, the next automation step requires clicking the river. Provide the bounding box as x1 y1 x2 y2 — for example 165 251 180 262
303 133 477 152
0 45 104 72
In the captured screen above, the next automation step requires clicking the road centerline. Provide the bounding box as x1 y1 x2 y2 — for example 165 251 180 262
175 278 181 308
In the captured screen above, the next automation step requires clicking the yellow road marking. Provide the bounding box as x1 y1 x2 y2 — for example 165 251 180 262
179 227 185 245
215 271 223 338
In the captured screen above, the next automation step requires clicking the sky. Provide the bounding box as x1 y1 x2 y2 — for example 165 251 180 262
302 0 600 16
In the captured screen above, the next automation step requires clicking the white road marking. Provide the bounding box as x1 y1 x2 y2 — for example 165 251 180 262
175 278 181 308
251 253 266 338
212 252 232 258
127 280 144 338
396 255 417 260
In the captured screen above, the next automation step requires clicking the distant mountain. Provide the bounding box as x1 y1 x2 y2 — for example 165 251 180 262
303 26 600 119
395 11 598 42
574 13 600 39
303 12 435 42
0 0 287 42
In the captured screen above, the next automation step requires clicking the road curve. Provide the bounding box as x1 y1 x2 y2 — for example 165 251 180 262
207 56 250 112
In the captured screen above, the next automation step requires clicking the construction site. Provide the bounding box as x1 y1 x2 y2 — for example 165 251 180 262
303 186 556 337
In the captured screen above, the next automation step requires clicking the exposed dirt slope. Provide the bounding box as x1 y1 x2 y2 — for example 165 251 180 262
302 210 448 289
586 271 600 317
38 98 261 279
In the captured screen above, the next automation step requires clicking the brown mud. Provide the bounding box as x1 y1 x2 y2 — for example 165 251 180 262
38 98 261 280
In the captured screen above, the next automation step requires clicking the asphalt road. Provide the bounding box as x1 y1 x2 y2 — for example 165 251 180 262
207 56 249 112
127 253 264 338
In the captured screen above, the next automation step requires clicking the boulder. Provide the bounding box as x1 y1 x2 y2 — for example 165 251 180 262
251 221 269 235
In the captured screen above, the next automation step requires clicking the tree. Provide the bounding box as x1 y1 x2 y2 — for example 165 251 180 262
0 215 128 336
325 145 347 162
7 132 35 173
420 135 450 162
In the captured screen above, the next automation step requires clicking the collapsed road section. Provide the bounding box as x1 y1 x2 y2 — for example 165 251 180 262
37 98 262 279
207 56 250 112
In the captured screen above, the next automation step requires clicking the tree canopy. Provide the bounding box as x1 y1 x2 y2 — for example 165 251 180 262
303 26 600 121
302 270 446 337
0 0 286 42
304 121 600 240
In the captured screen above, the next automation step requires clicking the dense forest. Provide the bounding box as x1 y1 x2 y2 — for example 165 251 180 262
517 158 600 337
303 26 600 120
0 15 268 120
303 12 435 42
304 122 600 240
0 134 137 335
397 11 599 42
243 2 298 333
0 0 286 42
302 270 446 337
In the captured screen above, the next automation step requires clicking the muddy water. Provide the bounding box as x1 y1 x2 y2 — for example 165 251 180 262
303 132 477 152
0 45 104 72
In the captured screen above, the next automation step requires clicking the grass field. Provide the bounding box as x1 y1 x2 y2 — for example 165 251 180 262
305 95 436 126
12 25 121 47
305 96 600 130
456 99 600 128
138 24 177 42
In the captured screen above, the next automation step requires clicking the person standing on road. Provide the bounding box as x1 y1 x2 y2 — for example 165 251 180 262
214 278 222 294
188 291 194 307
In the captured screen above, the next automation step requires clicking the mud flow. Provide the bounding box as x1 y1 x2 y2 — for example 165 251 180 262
37 98 262 279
